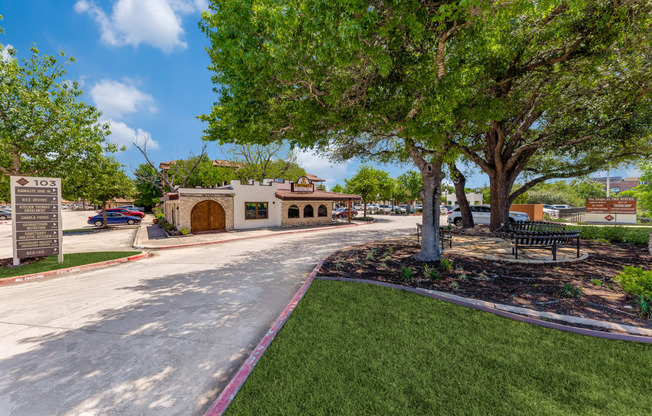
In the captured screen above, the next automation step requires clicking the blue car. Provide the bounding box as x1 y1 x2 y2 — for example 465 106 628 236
0 209 11 220
88 212 141 227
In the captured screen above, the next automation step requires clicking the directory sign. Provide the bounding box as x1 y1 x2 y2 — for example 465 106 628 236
10 176 63 266
585 197 637 224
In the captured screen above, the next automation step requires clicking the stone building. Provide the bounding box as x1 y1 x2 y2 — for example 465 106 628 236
161 176 361 233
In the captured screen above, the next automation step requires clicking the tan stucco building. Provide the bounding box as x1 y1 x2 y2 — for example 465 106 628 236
162 176 360 233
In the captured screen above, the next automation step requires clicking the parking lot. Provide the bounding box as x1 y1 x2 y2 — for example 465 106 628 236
0 210 139 259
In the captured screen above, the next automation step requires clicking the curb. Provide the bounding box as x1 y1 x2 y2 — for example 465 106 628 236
0 252 149 286
317 277 652 342
203 256 326 416
140 219 376 250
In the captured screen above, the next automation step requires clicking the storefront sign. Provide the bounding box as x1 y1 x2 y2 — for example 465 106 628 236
585 197 637 224
11 176 63 266
291 176 314 192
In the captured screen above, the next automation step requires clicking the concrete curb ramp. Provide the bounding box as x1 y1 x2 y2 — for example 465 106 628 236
202 250 652 416
0 252 149 286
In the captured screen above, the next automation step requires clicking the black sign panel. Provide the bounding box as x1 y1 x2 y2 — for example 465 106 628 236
14 195 59 204
15 221 59 232
15 213 59 222
14 204 59 214
14 187 58 196
16 247 60 258
15 230 59 241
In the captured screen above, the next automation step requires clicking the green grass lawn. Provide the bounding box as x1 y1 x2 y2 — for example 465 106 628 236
0 251 141 279
226 280 652 416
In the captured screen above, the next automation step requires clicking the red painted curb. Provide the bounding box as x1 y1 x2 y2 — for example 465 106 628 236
0 252 149 286
145 219 376 250
203 256 327 416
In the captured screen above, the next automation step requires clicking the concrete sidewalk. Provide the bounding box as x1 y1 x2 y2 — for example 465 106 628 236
135 217 367 249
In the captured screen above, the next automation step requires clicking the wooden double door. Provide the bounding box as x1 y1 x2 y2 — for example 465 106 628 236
191 200 226 233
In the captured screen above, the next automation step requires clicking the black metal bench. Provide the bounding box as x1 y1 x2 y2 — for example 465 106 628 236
511 231 580 260
416 223 452 250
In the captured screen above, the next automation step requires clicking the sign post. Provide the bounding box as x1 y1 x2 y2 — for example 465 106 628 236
585 197 637 224
10 176 63 266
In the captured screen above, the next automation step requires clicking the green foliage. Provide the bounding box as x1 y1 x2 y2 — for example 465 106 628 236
366 249 376 261
560 283 583 299
330 184 344 193
592 279 602 286
566 226 651 245
85 157 134 217
615 267 652 299
0 43 118 179
519 179 606 206
397 171 422 202
620 162 652 213
344 165 384 206
400 266 413 282
168 156 236 188
636 295 652 320
439 257 453 272
231 143 306 182
424 264 440 281
179 227 190 235
133 164 163 210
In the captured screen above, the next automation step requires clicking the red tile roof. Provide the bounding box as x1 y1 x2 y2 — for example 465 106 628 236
275 190 361 201
305 173 326 182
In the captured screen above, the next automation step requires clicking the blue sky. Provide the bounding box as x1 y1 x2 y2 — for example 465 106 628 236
0 1 638 189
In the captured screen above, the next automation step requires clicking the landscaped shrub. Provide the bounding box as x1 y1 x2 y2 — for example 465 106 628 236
179 227 190 235
560 283 583 299
637 295 652 319
400 266 413 282
615 266 652 298
439 257 453 272
567 225 651 245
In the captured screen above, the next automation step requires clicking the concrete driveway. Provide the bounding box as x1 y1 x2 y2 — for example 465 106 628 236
0 216 420 416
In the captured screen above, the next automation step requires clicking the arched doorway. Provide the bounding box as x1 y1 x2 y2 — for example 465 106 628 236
191 200 226 233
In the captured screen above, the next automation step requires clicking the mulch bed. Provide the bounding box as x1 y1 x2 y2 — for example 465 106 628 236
1 256 47 269
318 231 652 332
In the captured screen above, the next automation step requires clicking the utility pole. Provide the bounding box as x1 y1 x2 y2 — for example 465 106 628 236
606 170 610 197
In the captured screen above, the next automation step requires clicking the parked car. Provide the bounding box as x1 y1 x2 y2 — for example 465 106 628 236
0 209 11 220
542 204 560 217
377 204 393 214
332 207 358 218
98 208 145 218
551 204 571 210
353 204 365 211
447 205 530 226
118 205 145 212
366 204 380 213
88 212 142 227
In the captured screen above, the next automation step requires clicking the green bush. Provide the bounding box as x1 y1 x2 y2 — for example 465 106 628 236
637 295 652 320
400 266 413 282
179 227 190 235
439 257 453 272
155 213 165 221
567 225 651 245
560 283 583 299
615 266 652 298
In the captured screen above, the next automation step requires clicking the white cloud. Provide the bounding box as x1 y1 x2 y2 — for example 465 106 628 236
74 0 204 53
90 79 156 119
294 149 351 188
105 119 159 150
1 44 15 61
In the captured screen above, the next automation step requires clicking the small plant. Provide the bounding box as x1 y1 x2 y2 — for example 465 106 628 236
477 270 489 280
366 249 376 260
595 237 611 245
450 281 458 289
335 261 343 271
424 264 440 281
615 266 652 298
387 245 394 255
179 227 190 235
592 279 602 286
400 266 413 282
384 255 392 261
439 257 453 272
636 295 652 319
560 283 583 299
458 274 467 280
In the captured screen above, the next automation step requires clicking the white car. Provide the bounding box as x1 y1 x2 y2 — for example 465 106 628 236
447 205 530 226
542 204 559 217
551 204 571 210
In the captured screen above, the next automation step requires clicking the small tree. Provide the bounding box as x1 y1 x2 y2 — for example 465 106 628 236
133 164 163 211
86 157 134 227
344 165 381 218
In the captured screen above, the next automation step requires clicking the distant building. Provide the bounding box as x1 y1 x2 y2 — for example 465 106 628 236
442 192 483 206
591 176 639 194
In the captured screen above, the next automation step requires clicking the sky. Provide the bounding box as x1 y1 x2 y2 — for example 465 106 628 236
0 0 640 189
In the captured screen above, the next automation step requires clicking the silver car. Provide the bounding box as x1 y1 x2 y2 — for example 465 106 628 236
0 209 11 220
447 205 529 226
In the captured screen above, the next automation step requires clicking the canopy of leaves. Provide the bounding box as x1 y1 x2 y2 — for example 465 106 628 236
85 157 134 207
0 42 118 178
517 179 606 206
133 164 163 209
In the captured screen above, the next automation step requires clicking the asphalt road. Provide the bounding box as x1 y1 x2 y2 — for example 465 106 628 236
0 215 420 416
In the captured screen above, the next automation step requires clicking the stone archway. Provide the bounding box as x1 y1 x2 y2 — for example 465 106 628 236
191 200 226 233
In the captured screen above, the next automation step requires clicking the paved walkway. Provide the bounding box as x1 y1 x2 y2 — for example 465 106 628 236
0 216 419 416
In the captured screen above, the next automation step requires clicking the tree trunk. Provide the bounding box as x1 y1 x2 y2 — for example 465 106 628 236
488 172 514 230
449 163 474 228
102 201 108 228
363 201 367 219
414 163 442 262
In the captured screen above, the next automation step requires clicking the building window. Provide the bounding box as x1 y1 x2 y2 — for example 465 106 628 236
288 205 300 219
304 205 314 217
318 204 327 217
245 202 268 219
